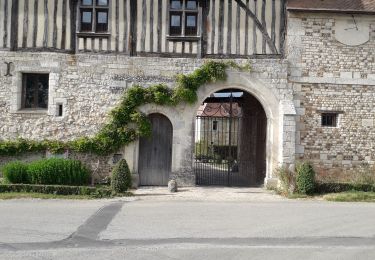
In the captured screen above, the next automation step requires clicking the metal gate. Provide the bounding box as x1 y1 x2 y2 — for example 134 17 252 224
194 91 258 187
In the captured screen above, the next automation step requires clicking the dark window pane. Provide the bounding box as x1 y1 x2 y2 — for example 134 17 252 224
171 14 181 27
97 0 108 6
82 0 93 5
171 0 182 9
170 13 182 35
186 15 196 27
22 74 49 109
97 11 107 23
321 113 337 127
185 14 197 35
96 11 108 32
186 0 197 9
81 11 92 31
82 11 92 23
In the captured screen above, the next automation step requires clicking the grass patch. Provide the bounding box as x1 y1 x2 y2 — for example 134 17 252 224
0 191 133 200
286 193 310 199
323 191 375 202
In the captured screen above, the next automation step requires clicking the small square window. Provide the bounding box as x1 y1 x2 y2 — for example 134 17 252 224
321 113 337 127
22 74 49 109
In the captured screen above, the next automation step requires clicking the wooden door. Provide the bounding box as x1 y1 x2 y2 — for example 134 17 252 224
138 114 173 186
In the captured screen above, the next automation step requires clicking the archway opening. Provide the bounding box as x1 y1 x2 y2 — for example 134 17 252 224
194 88 267 187
138 113 173 186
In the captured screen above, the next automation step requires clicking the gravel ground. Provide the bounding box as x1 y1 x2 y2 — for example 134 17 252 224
130 187 286 202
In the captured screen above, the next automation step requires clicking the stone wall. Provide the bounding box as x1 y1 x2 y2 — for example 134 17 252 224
288 12 375 178
0 51 292 186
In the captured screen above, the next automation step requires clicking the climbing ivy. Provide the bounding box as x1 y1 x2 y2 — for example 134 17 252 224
0 61 250 156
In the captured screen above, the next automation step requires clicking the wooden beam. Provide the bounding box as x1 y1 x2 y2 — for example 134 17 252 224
227 0 232 54
123 0 128 53
236 1 240 54
10 0 19 51
3 0 8 48
150 0 154 52
69 0 77 53
61 0 67 49
210 0 216 54
141 0 146 52
261 0 266 54
157 0 162 52
234 0 278 54
43 0 49 47
33 0 38 48
22 0 29 48
271 0 276 44
115 0 119 51
201 0 209 58
279 0 286 56
244 0 249 54
218 0 224 54
53 0 58 48
129 0 137 56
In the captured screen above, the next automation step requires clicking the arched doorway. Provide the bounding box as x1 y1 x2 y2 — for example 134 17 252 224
194 89 267 187
138 113 173 186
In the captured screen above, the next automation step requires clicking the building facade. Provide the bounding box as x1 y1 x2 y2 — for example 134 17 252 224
0 0 374 187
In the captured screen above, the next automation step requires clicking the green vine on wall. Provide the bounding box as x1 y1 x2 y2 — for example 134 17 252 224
0 61 251 157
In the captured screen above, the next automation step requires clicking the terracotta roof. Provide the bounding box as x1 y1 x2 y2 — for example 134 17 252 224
287 0 375 14
197 103 242 118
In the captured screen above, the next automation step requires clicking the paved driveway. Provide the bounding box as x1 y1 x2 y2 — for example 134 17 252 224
0 188 375 260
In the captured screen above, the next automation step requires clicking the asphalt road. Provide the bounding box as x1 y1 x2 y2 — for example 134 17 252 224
0 189 375 259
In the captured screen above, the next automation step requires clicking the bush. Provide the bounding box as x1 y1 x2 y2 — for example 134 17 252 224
111 159 131 193
27 158 90 186
1 161 29 184
296 162 315 195
0 184 113 198
275 166 296 194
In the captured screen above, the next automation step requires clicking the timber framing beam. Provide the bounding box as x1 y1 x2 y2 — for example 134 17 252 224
10 0 19 51
234 0 278 54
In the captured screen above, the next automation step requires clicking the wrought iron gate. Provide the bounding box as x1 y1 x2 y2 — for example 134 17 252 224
194 91 257 187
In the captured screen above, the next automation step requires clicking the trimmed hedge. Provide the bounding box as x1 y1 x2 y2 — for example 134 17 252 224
2 158 90 186
111 159 132 193
296 162 315 195
1 161 29 184
0 184 113 198
27 158 90 185
315 183 375 194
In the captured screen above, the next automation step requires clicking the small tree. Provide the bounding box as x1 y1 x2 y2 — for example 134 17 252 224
111 159 132 193
296 162 315 195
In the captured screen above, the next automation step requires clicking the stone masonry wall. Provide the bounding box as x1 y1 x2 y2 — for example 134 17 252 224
288 12 375 179
0 52 291 185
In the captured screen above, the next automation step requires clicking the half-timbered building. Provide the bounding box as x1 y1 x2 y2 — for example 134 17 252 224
0 0 374 187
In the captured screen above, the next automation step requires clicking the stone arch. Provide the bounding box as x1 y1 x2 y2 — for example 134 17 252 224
192 71 282 185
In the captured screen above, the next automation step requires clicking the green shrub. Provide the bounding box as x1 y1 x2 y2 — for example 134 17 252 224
296 162 315 195
315 182 375 194
111 159 131 193
275 166 296 194
1 161 29 184
27 158 90 186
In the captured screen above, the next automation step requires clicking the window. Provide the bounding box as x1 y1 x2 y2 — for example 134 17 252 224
212 121 218 131
169 0 198 36
321 113 338 127
79 0 109 33
22 74 49 109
